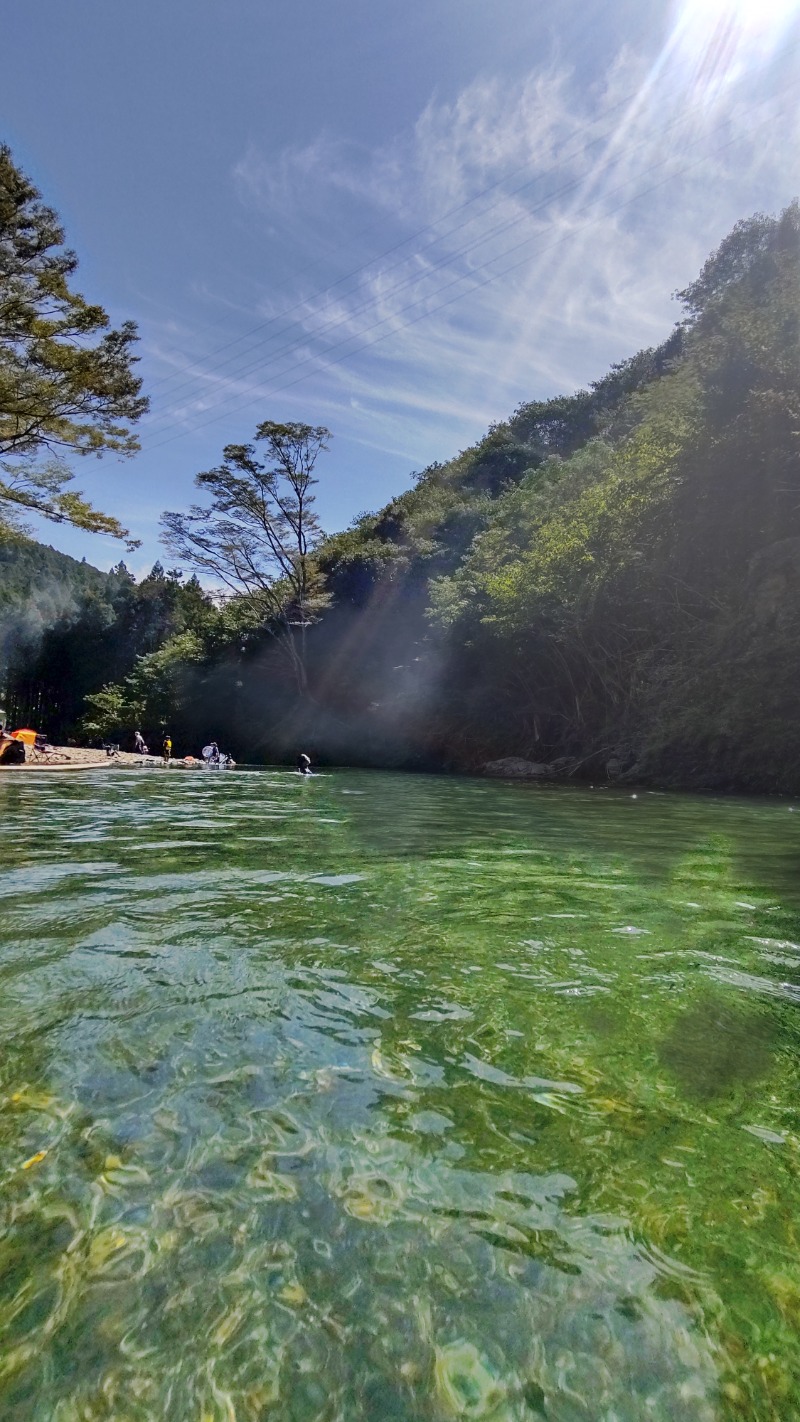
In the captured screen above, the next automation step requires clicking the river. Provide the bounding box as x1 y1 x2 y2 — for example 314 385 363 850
1 768 799 1420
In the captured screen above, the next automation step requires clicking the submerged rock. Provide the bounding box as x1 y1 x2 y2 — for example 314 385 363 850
434 1341 510 1419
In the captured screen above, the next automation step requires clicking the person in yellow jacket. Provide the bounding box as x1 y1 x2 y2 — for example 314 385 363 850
162 734 172 765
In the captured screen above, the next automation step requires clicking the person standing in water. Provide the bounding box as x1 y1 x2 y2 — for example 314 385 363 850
296 753 311 775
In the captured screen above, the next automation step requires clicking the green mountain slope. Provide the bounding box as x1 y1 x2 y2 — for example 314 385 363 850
297 201 800 788
5 202 799 792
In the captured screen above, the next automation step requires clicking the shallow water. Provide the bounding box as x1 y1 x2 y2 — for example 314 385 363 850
1 768 800 1420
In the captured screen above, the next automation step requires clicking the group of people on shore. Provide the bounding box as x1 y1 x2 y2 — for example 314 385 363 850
134 730 173 762
132 731 234 767
131 731 314 773
2 720 314 773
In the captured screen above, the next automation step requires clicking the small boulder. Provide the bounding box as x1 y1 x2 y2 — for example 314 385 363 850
483 757 549 779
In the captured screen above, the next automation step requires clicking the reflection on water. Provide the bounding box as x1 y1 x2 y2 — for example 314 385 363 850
1 769 800 1419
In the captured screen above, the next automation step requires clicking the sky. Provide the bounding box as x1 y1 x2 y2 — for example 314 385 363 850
3 0 800 575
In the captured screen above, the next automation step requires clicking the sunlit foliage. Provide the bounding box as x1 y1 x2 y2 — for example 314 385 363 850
0 147 147 542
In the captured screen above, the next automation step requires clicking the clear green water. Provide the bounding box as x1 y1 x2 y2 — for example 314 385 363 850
2 769 800 1421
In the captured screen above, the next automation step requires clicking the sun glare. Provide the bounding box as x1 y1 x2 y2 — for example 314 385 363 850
672 0 799 96
692 0 797 30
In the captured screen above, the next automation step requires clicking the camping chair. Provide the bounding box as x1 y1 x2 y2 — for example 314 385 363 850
30 734 63 763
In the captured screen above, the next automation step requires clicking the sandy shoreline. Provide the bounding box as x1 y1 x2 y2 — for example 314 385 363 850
1 745 202 770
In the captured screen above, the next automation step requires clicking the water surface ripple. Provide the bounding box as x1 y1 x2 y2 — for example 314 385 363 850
2 769 800 1420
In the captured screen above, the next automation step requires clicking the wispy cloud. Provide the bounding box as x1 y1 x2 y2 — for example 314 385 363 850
140 30 800 476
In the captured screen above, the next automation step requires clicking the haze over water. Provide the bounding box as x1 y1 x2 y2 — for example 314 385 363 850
1 768 800 1419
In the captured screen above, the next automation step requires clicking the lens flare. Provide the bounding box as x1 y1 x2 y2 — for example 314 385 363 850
672 0 799 98
690 0 798 30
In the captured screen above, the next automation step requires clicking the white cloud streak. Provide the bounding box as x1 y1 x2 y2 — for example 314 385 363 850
140 24 800 473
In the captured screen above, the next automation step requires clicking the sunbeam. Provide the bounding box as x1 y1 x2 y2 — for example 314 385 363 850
672 0 799 100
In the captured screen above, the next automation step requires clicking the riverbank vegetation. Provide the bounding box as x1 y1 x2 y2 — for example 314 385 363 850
2 195 799 790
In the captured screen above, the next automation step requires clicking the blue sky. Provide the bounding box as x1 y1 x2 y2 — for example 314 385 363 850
3 0 800 574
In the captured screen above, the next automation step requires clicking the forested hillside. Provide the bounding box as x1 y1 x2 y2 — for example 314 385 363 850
0 546 220 742
0 540 114 725
232 201 800 790
2 203 798 789
0 539 111 630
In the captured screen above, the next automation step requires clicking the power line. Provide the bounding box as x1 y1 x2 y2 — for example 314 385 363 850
144 89 639 399
143 97 720 439
144 30 800 418
143 94 790 454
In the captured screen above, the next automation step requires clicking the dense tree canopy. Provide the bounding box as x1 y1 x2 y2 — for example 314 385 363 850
1 550 221 747
424 202 800 784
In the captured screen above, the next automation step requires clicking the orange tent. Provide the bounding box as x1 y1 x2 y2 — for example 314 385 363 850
10 729 37 746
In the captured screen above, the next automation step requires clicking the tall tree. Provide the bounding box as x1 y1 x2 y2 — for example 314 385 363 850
162 420 331 692
0 145 148 542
